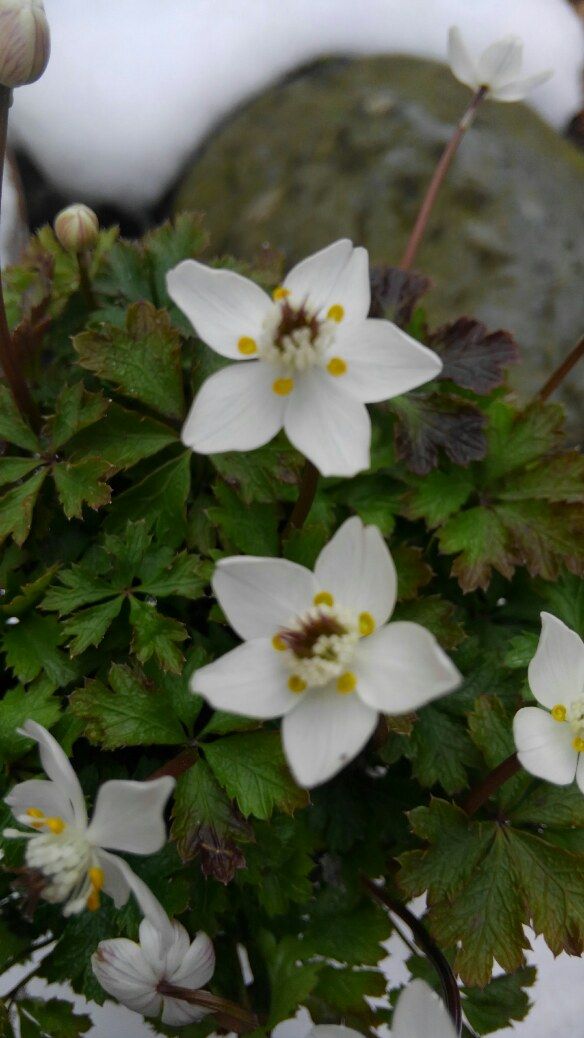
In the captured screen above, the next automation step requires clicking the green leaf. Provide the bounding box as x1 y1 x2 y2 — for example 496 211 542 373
498 452 584 503
16 1000 91 1038
483 400 565 482
393 544 433 601
240 814 315 915
340 474 398 536
63 595 123 655
0 457 41 488
210 440 300 504
467 696 529 809
145 212 209 308
261 933 322 1027
171 758 250 883
49 384 109 450
68 403 177 470
208 482 279 556
2 614 77 686
74 301 185 419
42 564 114 615
438 506 513 593
137 550 209 598
0 385 40 451
462 967 536 1036
405 704 480 793
129 596 187 673
403 466 474 527
0 470 47 545
312 966 386 1016
70 663 186 748
53 457 112 519
304 903 392 965
503 632 539 669
203 732 308 820
105 452 191 547
283 522 330 569
0 684 61 763
393 595 465 650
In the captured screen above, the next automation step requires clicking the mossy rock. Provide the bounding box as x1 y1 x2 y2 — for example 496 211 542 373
175 56 584 424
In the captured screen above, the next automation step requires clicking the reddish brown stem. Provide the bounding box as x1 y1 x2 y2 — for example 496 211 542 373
283 459 319 539
400 87 487 271
157 981 259 1033
147 747 198 782
0 86 40 432
462 753 521 817
536 335 584 403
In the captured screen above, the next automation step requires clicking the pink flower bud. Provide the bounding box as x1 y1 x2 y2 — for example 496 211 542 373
54 204 100 253
0 0 50 88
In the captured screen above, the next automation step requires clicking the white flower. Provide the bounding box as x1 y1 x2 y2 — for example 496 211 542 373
447 27 552 102
3 720 175 916
308 979 456 1037
193 517 461 788
166 239 442 478
92 889 215 1028
513 612 584 793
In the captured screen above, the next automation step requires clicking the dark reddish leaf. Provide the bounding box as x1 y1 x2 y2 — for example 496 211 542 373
369 265 432 326
430 318 519 394
392 394 487 475
196 824 249 885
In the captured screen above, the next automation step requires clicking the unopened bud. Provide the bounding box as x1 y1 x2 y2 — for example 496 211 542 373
54 204 100 253
0 0 50 88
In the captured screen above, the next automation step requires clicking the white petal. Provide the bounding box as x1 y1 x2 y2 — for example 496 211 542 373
314 516 396 625
309 1028 363 1038
513 707 578 785
5 778 77 827
171 932 216 989
284 369 370 477
212 556 316 640
281 686 377 788
490 69 554 102
91 938 161 1017
87 777 174 854
139 918 189 977
283 240 370 323
193 639 298 719
182 361 285 455
166 260 271 358
162 996 208 1026
528 612 584 710
337 319 442 403
354 622 461 714
577 755 584 796
477 36 523 90
447 27 478 90
98 850 175 943
392 979 457 1038
18 720 87 829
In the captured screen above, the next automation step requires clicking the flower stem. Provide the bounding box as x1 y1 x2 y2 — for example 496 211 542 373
462 752 521 817
536 334 584 403
362 876 462 1036
283 459 319 539
400 87 487 271
77 251 97 310
157 981 260 1033
147 746 198 782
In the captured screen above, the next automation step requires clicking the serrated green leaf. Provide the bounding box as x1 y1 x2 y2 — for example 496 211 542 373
312 966 386 1016
498 452 584 503
42 564 113 615
260 933 321 1027
405 704 480 793
0 470 46 545
49 384 109 450
438 506 513 593
210 440 300 504
70 663 186 748
203 732 308 820
304 903 392 966
105 452 191 548
129 596 187 673
67 403 177 469
171 758 250 883
0 457 40 488
208 483 279 556
0 385 40 451
17 999 91 1038
393 595 465 650
403 466 474 527
283 522 330 569
393 544 433 601
63 595 123 655
137 550 209 599
145 213 209 308
503 632 539 669
462 967 536 1035
0 685 61 763
483 400 565 482
2 613 77 686
53 457 112 519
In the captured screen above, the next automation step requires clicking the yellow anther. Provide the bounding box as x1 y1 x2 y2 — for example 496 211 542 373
26 807 44 819
272 634 287 652
273 377 294 396
573 737 584 753
88 867 105 891
314 591 334 607
273 286 290 301
237 336 257 356
551 704 567 722
327 357 347 377
337 672 357 695
359 612 376 637
288 675 307 694
45 817 65 834
327 304 345 323
87 890 100 912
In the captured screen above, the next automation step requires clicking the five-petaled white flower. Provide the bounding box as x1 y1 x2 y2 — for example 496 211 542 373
447 27 552 102
308 978 456 1038
3 720 175 916
513 613 584 793
166 239 442 477
92 886 215 1028
193 517 461 788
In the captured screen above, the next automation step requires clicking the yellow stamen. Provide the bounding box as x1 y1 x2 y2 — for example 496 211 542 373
573 737 584 753
288 675 307 694
237 336 257 356
273 377 294 396
26 808 44 819
272 634 287 652
551 704 567 722
87 890 100 912
88 867 105 891
327 304 345 323
45 817 65 834
359 612 376 637
337 672 357 695
273 286 290 301
327 357 347 377
314 591 334 607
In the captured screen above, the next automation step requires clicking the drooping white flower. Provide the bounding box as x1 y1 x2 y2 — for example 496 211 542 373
167 240 442 478
307 979 456 1037
513 612 584 793
3 720 175 916
193 517 461 788
92 885 215 1028
447 27 552 102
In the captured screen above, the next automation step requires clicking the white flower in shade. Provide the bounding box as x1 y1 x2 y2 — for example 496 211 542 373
193 517 461 788
308 979 456 1037
166 239 442 478
447 27 552 102
3 720 175 916
92 886 215 1028
513 612 584 793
